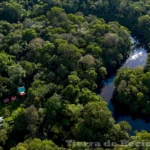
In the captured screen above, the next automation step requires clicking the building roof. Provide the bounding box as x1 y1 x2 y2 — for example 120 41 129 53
3 98 9 103
18 86 25 93
11 96 17 101
19 92 26 96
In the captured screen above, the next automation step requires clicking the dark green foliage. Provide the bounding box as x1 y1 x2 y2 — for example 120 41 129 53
0 0 149 149
47 0 150 46
114 67 150 115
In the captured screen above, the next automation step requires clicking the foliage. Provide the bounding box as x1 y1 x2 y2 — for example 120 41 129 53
114 67 150 115
0 0 149 149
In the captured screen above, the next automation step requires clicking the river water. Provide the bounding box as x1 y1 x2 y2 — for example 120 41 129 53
100 37 150 133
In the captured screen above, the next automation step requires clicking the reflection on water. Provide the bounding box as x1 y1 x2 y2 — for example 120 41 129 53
100 77 115 102
108 100 150 133
100 47 147 103
100 37 149 132
124 47 147 68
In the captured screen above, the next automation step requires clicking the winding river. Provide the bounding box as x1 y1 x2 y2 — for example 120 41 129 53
100 37 150 133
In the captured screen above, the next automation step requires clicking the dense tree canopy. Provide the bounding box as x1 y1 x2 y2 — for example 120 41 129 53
114 60 150 116
0 0 150 149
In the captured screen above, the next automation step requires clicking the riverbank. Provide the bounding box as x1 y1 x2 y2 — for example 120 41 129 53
99 37 149 133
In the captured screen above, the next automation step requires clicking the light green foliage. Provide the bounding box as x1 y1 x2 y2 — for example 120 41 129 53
0 129 8 145
62 85 79 102
20 61 37 76
0 52 15 73
28 80 56 100
8 64 26 82
78 88 101 104
23 28 37 42
1 108 10 118
68 75 80 85
0 0 146 149
11 138 61 150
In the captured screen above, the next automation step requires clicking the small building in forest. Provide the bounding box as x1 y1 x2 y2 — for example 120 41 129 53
3 98 9 103
11 96 17 101
18 86 26 96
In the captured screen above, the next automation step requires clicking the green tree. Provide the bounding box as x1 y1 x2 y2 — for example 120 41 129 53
8 64 26 83
46 93 62 118
23 28 37 42
73 101 114 141
11 138 61 150
0 52 15 73
24 105 39 136
138 15 150 42
0 129 8 145
0 2 24 22
99 67 107 79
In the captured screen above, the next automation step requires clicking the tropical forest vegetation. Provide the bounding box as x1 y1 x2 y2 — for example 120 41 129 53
0 0 150 150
